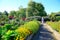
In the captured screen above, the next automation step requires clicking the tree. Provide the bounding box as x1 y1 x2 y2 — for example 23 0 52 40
49 12 56 21
3 11 8 16
0 12 2 18
49 12 60 21
26 0 47 17
0 12 2 15
9 11 16 16
18 7 26 18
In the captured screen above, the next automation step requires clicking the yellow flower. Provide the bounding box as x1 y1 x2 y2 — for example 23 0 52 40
20 36 25 40
16 37 18 40
16 27 30 34
20 38 24 40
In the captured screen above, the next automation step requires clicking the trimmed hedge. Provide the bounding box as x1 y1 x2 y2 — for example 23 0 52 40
15 21 40 40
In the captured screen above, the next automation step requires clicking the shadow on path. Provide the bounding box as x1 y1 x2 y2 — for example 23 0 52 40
31 24 55 40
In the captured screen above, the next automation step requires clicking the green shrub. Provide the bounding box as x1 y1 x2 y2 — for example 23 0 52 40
15 21 40 40
0 27 2 40
20 20 25 25
4 24 12 30
2 30 18 40
55 16 60 21
1 20 40 40
24 21 40 34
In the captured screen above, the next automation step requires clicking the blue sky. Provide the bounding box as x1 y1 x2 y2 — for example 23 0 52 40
0 0 60 14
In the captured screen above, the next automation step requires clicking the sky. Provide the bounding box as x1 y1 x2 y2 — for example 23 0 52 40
0 0 60 14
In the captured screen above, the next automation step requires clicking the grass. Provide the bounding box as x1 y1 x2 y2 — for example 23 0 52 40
47 21 60 33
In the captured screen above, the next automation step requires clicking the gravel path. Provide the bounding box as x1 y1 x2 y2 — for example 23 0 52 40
44 23 60 40
32 24 55 40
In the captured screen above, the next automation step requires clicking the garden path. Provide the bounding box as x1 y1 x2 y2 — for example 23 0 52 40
32 24 55 40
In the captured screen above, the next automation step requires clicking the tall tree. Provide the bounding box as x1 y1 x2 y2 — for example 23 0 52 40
27 0 47 17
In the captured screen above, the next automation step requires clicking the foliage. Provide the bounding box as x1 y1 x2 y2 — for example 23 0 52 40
9 11 16 16
49 12 60 21
15 21 40 40
0 27 2 40
20 20 25 25
47 21 60 33
2 30 18 40
55 16 60 21
27 0 47 17
18 7 26 18
4 24 12 30
3 11 8 16
0 20 40 40
16 27 30 39
24 21 40 33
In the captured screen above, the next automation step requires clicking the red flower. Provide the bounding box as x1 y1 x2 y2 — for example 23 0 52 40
9 16 14 19
22 18 26 20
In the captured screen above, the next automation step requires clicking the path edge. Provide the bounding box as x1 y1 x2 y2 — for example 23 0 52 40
44 23 60 40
